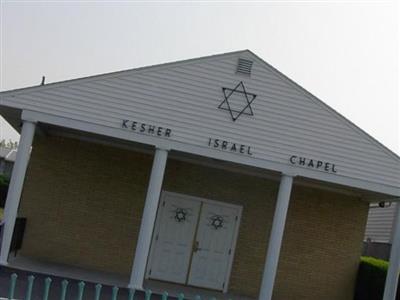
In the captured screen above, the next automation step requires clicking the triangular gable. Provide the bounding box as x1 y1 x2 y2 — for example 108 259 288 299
250 50 399 162
1 50 399 195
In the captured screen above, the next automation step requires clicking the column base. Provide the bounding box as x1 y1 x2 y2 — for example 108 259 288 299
127 283 143 291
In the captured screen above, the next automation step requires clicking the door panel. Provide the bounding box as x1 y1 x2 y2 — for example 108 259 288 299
147 193 201 284
187 203 239 290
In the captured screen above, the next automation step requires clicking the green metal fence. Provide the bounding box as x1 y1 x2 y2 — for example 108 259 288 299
5 272 222 300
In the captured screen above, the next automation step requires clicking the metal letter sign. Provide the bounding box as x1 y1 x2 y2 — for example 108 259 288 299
218 81 257 121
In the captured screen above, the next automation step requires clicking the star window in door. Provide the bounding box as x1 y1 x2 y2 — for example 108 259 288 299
209 214 224 230
174 208 187 223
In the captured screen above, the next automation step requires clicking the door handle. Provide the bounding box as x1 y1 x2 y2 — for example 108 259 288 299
193 241 201 253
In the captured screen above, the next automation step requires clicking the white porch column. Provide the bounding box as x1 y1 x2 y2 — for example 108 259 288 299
128 147 168 290
259 174 294 300
0 120 36 265
383 201 400 300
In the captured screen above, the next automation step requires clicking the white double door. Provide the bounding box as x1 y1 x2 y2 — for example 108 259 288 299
146 192 241 291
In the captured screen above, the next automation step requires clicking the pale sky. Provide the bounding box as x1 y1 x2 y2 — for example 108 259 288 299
0 1 399 155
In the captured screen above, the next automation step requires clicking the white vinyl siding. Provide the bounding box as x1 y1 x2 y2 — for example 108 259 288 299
1 51 399 191
365 203 398 243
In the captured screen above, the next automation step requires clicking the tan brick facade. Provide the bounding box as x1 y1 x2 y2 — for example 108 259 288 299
18 136 368 299
19 136 153 274
274 186 368 300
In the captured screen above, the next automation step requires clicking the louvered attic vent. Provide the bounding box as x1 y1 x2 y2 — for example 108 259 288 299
236 58 253 76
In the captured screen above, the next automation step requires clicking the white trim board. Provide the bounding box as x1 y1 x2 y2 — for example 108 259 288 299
0 50 247 97
21 109 400 197
43 126 376 200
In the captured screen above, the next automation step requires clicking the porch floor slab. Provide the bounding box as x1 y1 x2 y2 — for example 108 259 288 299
144 279 254 300
0 265 147 300
4 256 254 300
7 255 130 287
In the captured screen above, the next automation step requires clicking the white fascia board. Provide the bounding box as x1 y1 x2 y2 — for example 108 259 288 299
364 239 391 244
249 50 400 162
0 50 248 97
22 109 400 197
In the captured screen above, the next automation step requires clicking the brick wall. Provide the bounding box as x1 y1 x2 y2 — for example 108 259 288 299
19 136 153 274
18 136 368 299
274 186 369 300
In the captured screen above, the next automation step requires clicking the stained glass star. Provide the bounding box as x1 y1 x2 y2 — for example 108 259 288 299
218 81 257 122
210 215 224 230
174 208 187 222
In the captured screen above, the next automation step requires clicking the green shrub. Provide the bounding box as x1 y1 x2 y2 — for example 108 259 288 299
0 174 9 208
361 256 389 271
354 256 400 300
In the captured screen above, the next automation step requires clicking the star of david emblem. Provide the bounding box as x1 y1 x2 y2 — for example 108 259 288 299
218 81 257 122
174 208 187 223
210 215 224 230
